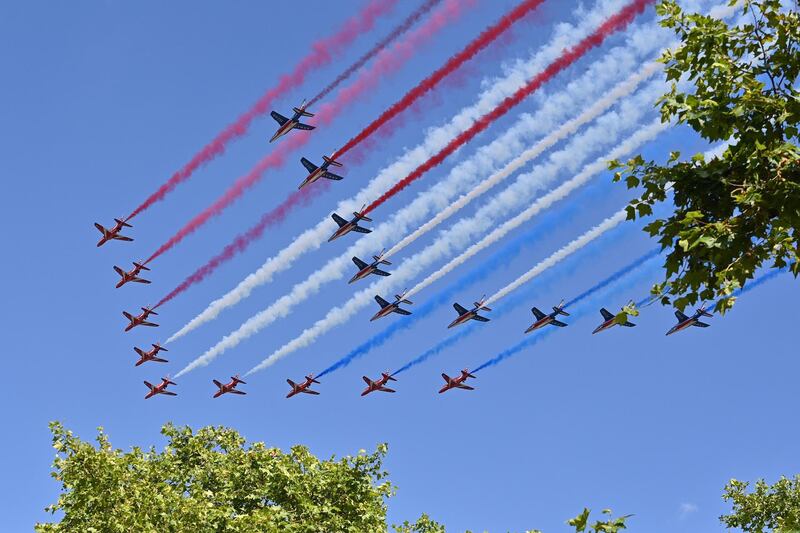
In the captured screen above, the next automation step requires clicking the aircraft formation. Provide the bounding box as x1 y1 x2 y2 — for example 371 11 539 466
90 0 755 402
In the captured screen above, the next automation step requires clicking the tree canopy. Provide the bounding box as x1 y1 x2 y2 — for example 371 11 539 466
612 0 799 313
721 475 800 532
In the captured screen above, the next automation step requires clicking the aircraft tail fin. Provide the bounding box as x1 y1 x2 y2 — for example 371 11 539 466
463 370 477 379
322 155 342 167
698 307 713 318
115 218 132 228
355 212 373 222
293 107 314 117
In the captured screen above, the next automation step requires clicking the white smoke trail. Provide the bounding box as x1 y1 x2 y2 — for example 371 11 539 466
486 209 629 305
407 118 666 298
245 119 667 375
168 0 670 344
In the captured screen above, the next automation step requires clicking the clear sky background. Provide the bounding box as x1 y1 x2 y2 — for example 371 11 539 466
0 1 796 531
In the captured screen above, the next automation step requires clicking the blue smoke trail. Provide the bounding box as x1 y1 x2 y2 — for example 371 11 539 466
315 182 610 378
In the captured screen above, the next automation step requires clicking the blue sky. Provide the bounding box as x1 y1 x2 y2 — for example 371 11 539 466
1 1 797 531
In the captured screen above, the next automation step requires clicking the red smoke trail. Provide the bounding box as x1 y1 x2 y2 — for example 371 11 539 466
332 0 546 161
308 0 444 107
363 0 655 215
125 0 398 221
149 0 471 305
144 133 310 264
153 181 331 309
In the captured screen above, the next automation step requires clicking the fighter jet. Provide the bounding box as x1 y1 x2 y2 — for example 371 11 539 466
360 372 397 397
134 343 169 366
448 296 492 329
114 261 151 288
286 375 320 398
438 369 476 394
144 377 176 399
525 300 570 333
269 100 315 143
592 302 636 334
94 218 132 247
349 250 391 284
328 205 372 242
123 306 159 332
213 375 247 398
370 290 413 321
666 306 712 336
298 154 344 189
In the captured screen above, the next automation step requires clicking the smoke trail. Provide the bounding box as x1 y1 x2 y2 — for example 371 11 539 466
169 0 672 344
333 0 548 159
126 0 398 220
181 97 664 377
150 0 470 304
362 0 656 215
406 118 667 300
308 0 445 106
383 60 664 259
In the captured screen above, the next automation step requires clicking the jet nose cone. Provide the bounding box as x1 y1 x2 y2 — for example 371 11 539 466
348 274 358 284
591 326 602 335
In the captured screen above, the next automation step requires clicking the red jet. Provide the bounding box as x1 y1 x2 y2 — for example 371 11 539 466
94 218 132 247
525 300 569 333
328 205 373 242
286 375 320 398
448 296 492 328
213 375 247 398
114 261 151 288
123 306 159 332
134 343 169 366
349 249 391 284
371 290 413 321
438 369 476 394
144 377 176 399
360 372 397 396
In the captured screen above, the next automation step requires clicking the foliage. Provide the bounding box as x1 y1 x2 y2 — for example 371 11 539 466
565 508 632 533
36 421 399 533
721 475 800 532
611 0 800 313
393 513 447 533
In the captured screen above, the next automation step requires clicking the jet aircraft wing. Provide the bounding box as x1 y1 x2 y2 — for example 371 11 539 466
621 321 636 327
301 157 318 172
294 123 316 131
600 308 614 320
373 268 391 277
473 315 490 322
378 386 396 393
675 310 689 321
323 172 344 180
456 384 474 390
352 257 369 269
453 303 469 315
693 321 710 328
375 295 391 308
394 308 412 316
332 213 348 227
302 389 320 395
352 225 371 234
270 111 288 125
362 376 372 384
532 307 546 320
550 319 568 327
